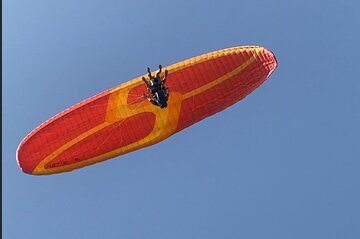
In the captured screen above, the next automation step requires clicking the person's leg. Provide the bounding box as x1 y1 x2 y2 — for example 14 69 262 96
147 67 152 78
156 65 162 78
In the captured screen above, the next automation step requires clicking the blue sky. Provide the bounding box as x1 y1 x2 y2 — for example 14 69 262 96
3 0 360 238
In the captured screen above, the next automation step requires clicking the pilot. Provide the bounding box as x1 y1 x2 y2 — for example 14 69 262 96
142 65 169 107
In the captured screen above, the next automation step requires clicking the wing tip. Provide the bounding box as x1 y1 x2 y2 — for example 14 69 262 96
16 140 36 175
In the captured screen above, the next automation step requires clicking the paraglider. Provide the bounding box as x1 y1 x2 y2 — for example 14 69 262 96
142 65 169 108
17 45 278 175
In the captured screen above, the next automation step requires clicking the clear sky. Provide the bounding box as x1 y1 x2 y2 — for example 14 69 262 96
3 0 360 238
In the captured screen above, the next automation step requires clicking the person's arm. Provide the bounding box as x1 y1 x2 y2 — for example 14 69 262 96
142 77 151 88
162 70 168 83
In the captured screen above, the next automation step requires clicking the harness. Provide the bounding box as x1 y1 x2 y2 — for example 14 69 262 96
150 78 163 92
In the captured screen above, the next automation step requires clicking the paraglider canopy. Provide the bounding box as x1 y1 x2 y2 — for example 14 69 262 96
17 46 277 175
